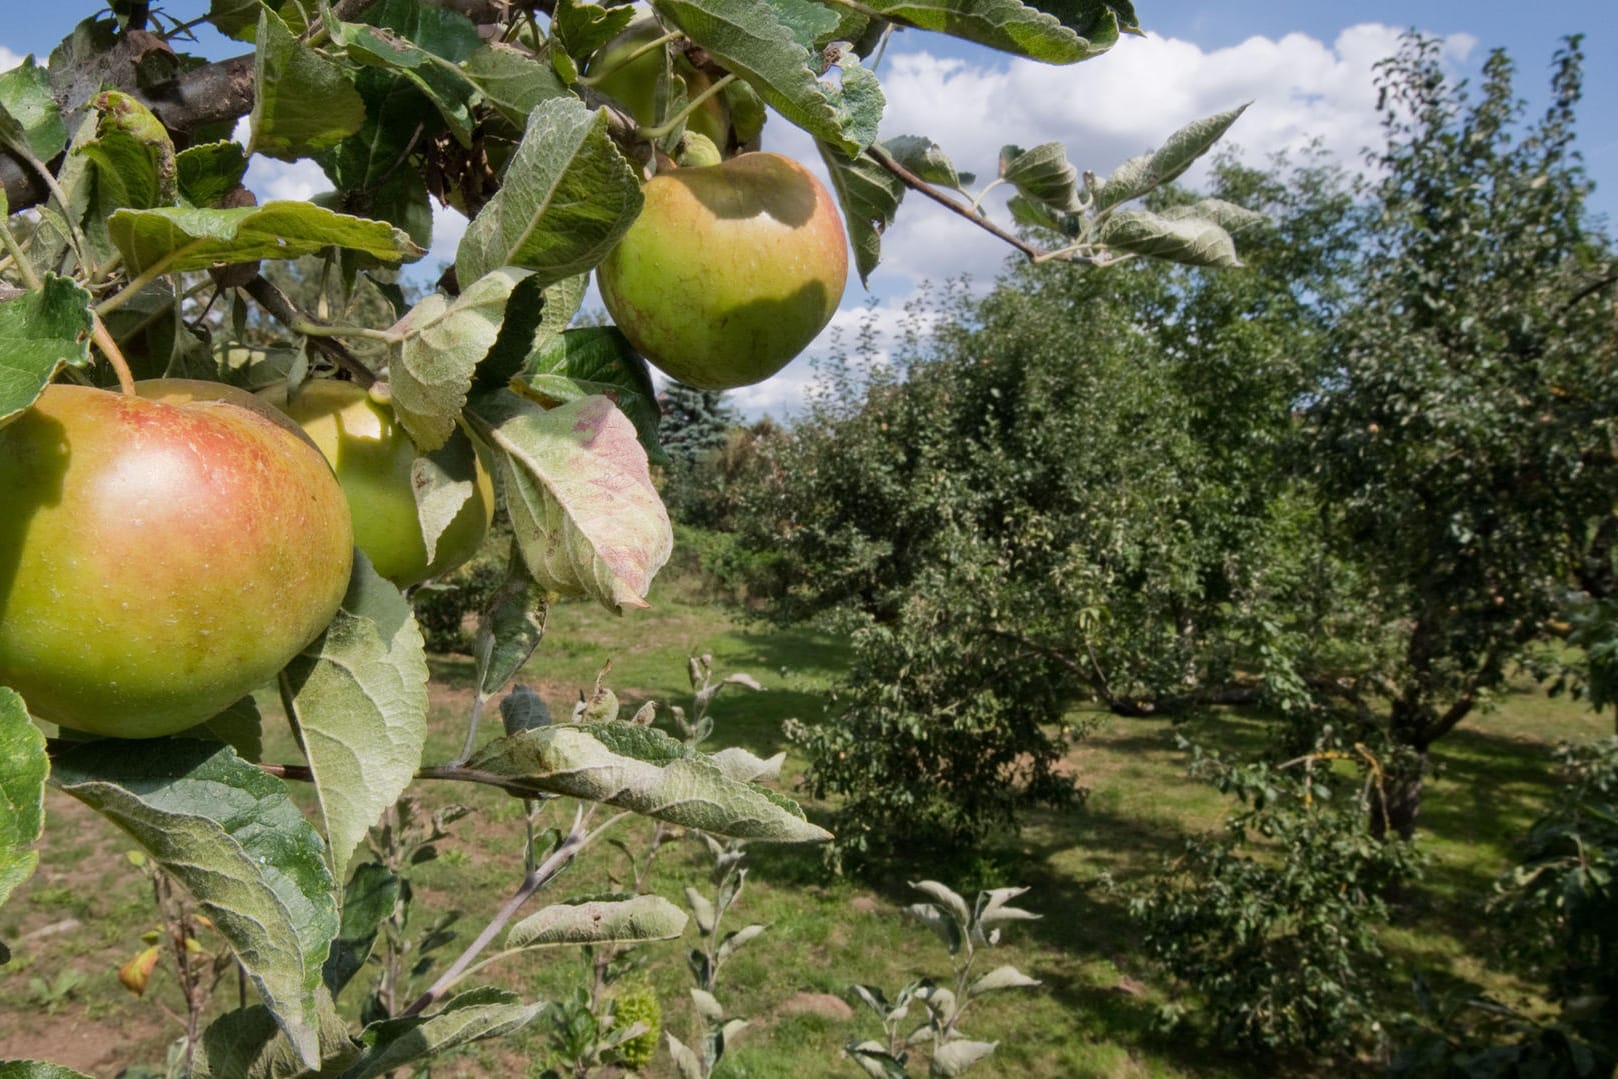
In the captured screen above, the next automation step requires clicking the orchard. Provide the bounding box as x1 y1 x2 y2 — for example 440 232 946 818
0 0 1290 1075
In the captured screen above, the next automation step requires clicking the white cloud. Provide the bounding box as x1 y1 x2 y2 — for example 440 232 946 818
0 46 23 72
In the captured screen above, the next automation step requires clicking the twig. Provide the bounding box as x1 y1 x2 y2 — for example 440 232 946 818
243 274 380 387
864 144 1049 264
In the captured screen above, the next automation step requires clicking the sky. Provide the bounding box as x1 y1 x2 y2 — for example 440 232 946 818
4 2 1615 417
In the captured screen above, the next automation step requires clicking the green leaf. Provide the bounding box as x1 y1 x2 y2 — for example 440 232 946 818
324 862 400 997
412 427 484 564
553 0 639 64
476 549 549 698
967 964 1041 995
0 274 93 427
108 201 420 275
847 1041 910 1079
343 987 544 1079
466 725 832 841
886 134 972 191
335 17 481 148
250 8 367 161
1091 104 1248 212
207 0 271 39
461 44 571 127
505 894 688 948
0 58 69 162
1006 193 1078 237
279 553 430 880
178 695 266 763
473 272 589 391
194 993 359 1078
51 741 338 1068
513 326 664 464
319 67 436 195
0 688 47 912
999 142 1078 211
455 97 642 289
932 1038 999 1076
176 141 250 208
653 0 880 153
1097 208 1241 267
467 392 672 613
818 142 905 287
77 91 177 220
389 267 528 450
0 1064 97 1079
854 0 1125 62
1160 197 1268 234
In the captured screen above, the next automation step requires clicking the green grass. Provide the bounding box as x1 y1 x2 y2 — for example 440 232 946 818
2 575 1610 1077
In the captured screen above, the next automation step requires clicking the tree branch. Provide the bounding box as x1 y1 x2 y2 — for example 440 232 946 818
864 144 1050 264
243 274 380 388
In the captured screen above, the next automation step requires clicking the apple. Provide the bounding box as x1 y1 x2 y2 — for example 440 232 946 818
588 17 731 151
597 152 849 390
258 379 495 589
0 380 354 738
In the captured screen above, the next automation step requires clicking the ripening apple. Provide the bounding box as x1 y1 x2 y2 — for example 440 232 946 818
258 379 495 589
0 380 354 738
597 152 849 390
588 17 731 151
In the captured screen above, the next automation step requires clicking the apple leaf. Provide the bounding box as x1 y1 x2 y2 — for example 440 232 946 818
852 0 1127 63
514 327 664 465
461 43 570 127
279 552 430 882
108 201 420 275
968 964 1042 995
207 0 268 39
412 427 484 565
82 91 176 213
505 894 688 949
50 740 338 1068
0 1065 95 1079
319 68 436 195
1097 208 1241 267
999 142 1079 211
474 273 589 391
466 724 833 841
250 8 367 161
475 547 549 698
817 143 905 287
887 134 973 191
389 267 527 451
1160 197 1268 234
653 0 880 154
466 391 672 613
324 861 400 996
1091 104 1248 212
195 993 359 1078
334 12 482 148
175 141 249 208
455 97 642 289
710 747 787 785
0 58 69 163
176 695 265 763
344 987 545 1079
552 0 639 66
932 1039 1000 1076
0 273 94 427
0 688 47 913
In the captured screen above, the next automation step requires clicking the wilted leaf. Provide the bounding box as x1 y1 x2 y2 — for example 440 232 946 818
280 553 430 880
0 274 92 427
506 894 687 949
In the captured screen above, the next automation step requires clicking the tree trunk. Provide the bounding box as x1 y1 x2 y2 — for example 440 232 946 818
1372 747 1427 841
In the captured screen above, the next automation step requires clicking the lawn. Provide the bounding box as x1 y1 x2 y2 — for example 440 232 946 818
1 574 1609 1077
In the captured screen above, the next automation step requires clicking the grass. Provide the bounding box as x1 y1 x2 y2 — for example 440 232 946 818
1 573 1611 1077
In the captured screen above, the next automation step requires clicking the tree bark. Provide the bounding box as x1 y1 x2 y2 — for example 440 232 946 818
1372 749 1426 841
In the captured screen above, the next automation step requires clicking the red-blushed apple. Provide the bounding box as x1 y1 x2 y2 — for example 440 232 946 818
0 380 354 738
258 379 495 589
597 152 848 390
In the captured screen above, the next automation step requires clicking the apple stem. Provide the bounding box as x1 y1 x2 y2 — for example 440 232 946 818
575 29 684 88
638 73 737 142
92 314 138 395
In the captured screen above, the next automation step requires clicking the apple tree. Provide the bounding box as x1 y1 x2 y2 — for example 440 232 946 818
0 0 1255 1072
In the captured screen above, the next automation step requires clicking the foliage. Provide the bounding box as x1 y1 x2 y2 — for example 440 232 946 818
1128 745 1425 1056
845 880 1041 1079
411 545 508 654
1306 33 1618 837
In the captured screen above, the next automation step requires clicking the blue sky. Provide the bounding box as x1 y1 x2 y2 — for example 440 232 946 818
5 3 1614 414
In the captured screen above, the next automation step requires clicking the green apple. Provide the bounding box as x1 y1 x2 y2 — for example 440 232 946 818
597 152 849 390
587 17 731 151
0 380 354 738
258 379 495 589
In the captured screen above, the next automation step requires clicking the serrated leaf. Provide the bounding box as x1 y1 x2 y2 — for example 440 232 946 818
885 134 970 191
653 0 880 151
478 551 550 697
1160 197 1268 234
467 391 671 613
1091 104 1247 211
685 886 717 935
818 142 904 287
709 748 785 784
51 741 338 1068
932 1038 999 1076
179 696 265 763
108 201 420 275
999 142 1078 211
475 273 589 391
194 992 359 1078
855 0 1123 63
455 97 642 289
335 17 481 147
968 964 1041 995
176 141 250 208
554 0 639 62
0 688 47 911
344 987 544 1079
666 1031 705 1079
465 725 832 841
0 274 93 426
319 67 435 196
1097 208 1240 267
1005 193 1078 237
0 1064 97 1079
506 894 687 949
510 326 663 463
411 427 483 563
463 43 571 127
324 862 400 997
391 267 527 450
0 58 69 162
251 9 366 161
279 552 430 880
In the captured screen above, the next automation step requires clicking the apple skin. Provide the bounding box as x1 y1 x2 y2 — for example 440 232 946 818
0 381 355 738
258 379 495 589
588 18 731 151
598 152 849 390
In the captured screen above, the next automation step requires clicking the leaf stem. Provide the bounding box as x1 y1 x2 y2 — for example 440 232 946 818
95 252 192 319
0 214 43 292
864 144 1052 264
638 74 736 142
91 314 138 395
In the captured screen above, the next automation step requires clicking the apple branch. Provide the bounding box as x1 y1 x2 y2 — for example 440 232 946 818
243 274 380 388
